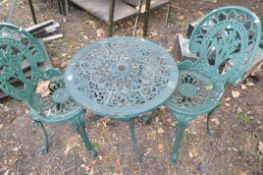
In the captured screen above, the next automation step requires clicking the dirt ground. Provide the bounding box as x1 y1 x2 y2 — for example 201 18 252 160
0 0 263 174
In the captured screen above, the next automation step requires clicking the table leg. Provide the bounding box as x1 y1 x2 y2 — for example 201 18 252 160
74 113 97 157
127 119 142 162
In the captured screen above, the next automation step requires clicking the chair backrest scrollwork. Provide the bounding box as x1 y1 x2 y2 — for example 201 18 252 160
189 6 261 84
0 23 46 102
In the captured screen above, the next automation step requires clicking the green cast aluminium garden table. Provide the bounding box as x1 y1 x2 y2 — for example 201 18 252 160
64 37 179 161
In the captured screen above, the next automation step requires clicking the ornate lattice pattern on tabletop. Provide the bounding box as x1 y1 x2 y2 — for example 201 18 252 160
65 37 179 118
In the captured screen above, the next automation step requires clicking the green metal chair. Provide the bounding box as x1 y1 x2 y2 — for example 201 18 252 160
0 23 96 157
165 6 261 164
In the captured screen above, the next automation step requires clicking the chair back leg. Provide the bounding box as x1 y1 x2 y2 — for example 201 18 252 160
170 114 193 164
34 121 49 155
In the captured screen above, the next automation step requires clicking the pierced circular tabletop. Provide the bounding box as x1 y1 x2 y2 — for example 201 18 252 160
65 37 178 118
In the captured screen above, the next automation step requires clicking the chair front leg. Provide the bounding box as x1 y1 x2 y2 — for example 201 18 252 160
74 114 97 158
127 119 142 162
206 104 220 136
34 121 48 155
170 114 193 164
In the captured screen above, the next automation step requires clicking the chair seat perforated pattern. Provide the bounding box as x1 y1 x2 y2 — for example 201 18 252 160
167 70 223 115
31 77 82 119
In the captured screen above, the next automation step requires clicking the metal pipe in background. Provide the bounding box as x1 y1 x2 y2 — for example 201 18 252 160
165 0 173 26
108 0 115 37
133 0 144 37
28 0 38 24
143 0 151 37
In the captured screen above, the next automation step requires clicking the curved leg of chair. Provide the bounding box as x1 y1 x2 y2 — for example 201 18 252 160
127 119 142 162
34 121 48 155
74 114 97 158
206 105 219 136
170 115 193 164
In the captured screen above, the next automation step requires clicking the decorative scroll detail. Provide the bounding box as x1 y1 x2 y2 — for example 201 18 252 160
66 37 178 116
167 7 260 114
189 7 261 84
0 24 82 119
0 24 46 101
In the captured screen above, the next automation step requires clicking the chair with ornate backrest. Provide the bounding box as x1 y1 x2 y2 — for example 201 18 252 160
0 23 97 157
165 6 261 164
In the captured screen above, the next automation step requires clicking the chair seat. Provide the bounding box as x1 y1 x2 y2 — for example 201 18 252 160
30 77 83 122
166 70 223 115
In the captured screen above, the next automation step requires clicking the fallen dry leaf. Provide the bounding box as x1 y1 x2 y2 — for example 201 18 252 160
157 143 164 153
211 118 220 125
61 60 68 68
188 148 199 158
36 80 50 97
231 90 240 98
144 148 152 156
246 82 255 87
80 164 91 172
208 0 217 3
225 103 230 107
157 127 165 134
64 136 81 156
258 141 263 153
83 35 89 40
241 84 247 90
150 30 158 37
225 97 231 101
137 4 146 13
96 28 104 38
177 15 185 21
159 105 166 112
116 158 121 167
250 63 262 76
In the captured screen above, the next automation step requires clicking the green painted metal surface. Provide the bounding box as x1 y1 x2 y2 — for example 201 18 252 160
0 23 96 157
65 36 179 161
165 6 261 164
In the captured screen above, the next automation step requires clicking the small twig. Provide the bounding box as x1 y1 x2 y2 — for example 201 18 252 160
58 166 77 175
205 151 216 173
